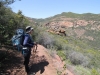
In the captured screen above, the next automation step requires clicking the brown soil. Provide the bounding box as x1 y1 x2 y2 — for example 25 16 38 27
0 45 74 75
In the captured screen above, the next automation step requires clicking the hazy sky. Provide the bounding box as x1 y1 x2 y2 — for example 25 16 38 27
10 0 100 19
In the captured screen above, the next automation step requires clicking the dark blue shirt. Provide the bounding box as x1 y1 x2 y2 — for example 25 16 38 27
23 33 34 47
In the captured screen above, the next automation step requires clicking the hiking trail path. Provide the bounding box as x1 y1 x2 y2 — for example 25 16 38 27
8 45 74 75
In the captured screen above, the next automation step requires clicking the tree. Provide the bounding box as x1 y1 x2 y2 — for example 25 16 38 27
0 0 29 45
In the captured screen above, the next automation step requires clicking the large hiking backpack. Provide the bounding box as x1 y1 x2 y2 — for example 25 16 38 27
11 28 25 51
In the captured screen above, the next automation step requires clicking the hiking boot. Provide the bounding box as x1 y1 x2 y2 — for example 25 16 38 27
27 72 35 75
25 66 30 74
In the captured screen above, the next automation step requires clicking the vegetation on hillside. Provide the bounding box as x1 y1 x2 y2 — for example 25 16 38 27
0 0 29 45
34 26 100 75
31 12 100 75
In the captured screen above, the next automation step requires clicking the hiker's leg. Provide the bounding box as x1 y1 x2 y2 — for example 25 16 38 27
26 51 31 65
23 48 31 64
24 54 30 73
24 50 31 73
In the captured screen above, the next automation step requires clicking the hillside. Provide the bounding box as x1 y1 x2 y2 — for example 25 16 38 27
29 12 100 50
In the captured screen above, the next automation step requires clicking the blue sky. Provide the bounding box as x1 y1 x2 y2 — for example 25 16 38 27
10 0 100 19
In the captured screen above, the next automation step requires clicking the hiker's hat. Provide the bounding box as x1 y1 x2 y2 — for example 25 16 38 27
26 26 33 33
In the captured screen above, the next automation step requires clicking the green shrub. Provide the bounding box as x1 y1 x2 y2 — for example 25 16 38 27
36 32 55 48
91 68 100 75
68 51 90 67
57 51 66 61
74 66 91 75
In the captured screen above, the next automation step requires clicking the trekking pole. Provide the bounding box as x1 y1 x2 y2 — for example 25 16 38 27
32 42 38 58
35 42 38 51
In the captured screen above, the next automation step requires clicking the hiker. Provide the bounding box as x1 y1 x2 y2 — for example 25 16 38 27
22 26 36 74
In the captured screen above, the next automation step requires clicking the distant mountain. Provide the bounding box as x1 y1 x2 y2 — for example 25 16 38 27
28 12 100 50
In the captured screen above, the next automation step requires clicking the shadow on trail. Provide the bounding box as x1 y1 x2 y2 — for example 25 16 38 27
30 55 49 74
0 48 23 75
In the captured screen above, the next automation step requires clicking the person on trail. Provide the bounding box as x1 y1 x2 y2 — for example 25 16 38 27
22 26 36 74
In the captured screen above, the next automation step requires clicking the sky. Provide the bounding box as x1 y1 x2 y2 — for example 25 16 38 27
10 0 100 19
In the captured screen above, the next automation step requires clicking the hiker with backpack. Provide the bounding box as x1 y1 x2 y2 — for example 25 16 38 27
11 28 25 51
11 26 37 74
22 26 37 74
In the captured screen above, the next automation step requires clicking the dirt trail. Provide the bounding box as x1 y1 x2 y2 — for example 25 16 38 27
2 45 74 75
29 45 57 75
29 45 74 75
